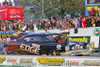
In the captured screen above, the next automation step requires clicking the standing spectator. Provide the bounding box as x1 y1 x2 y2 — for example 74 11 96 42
3 0 8 6
26 22 30 30
29 20 34 31
13 22 18 31
70 20 74 28
8 0 12 6
9 23 14 31
20 23 26 32
78 16 82 28
98 6 100 16
0 3 1 6
62 18 67 25
56 19 62 29
48 21 52 29
66 22 71 30
96 17 100 27
44 23 48 31
94 16 97 22
33 21 38 31
81 17 87 28
51 19 56 29
91 18 96 27
37 22 41 30
41 21 45 29
14 0 20 6
72 17 78 28
6 22 9 31
85 15 92 27
91 7 95 16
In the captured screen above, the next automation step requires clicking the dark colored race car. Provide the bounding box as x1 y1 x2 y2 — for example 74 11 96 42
4 33 67 55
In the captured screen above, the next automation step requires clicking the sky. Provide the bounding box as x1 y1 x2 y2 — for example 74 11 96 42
0 0 13 3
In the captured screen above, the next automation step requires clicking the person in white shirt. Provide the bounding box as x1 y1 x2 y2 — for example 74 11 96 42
72 17 78 28
33 21 38 31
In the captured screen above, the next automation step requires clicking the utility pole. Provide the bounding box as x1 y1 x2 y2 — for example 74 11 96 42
42 0 44 18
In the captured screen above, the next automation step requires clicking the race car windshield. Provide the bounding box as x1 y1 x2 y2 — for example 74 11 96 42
42 35 54 42
23 36 42 42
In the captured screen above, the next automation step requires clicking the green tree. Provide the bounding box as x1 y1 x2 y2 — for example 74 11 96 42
20 0 85 18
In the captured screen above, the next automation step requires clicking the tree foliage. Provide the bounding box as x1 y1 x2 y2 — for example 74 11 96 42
20 0 85 18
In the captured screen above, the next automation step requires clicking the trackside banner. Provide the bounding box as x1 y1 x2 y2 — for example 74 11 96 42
69 36 90 44
0 55 100 67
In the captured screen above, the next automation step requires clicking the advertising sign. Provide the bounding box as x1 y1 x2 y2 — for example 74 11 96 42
0 7 24 21
37 58 64 66
69 36 90 44
94 28 100 36
0 32 13 39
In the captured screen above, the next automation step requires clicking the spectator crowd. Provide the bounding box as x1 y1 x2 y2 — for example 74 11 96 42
1 0 20 6
0 15 100 32
0 0 100 33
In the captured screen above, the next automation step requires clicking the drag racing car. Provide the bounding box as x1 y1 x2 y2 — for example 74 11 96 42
4 33 67 55
61 42 92 56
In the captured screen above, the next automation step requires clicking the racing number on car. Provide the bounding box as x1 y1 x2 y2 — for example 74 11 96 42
20 44 40 54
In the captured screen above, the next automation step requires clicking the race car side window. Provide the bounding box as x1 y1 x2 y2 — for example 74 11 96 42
23 37 31 42
31 36 42 42
23 36 42 42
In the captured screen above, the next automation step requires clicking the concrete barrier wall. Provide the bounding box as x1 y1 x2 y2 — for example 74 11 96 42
70 27 100 36
0 55 100 67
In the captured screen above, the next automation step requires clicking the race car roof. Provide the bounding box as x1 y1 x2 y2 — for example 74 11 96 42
24 33 60 37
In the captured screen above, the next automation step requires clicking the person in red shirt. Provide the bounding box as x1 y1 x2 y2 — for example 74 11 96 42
91 7 95 16
81 17 87 28
0 3 1 6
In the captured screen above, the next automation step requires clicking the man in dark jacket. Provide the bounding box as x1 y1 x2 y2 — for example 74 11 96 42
85 16 92 27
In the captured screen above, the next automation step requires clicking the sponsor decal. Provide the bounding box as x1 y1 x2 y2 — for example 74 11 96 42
20 44 40 54
61 60 80 66
37 58 64 66
32 43 40 48
66 60 79 65
12 58 37 66
0 32 13 39
10 15 21 18
9 9 21 14
82 60 100 66
94 28 100 36
7 58 17 63
0 57 6 63
19 58 33 63
69 37 89 43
